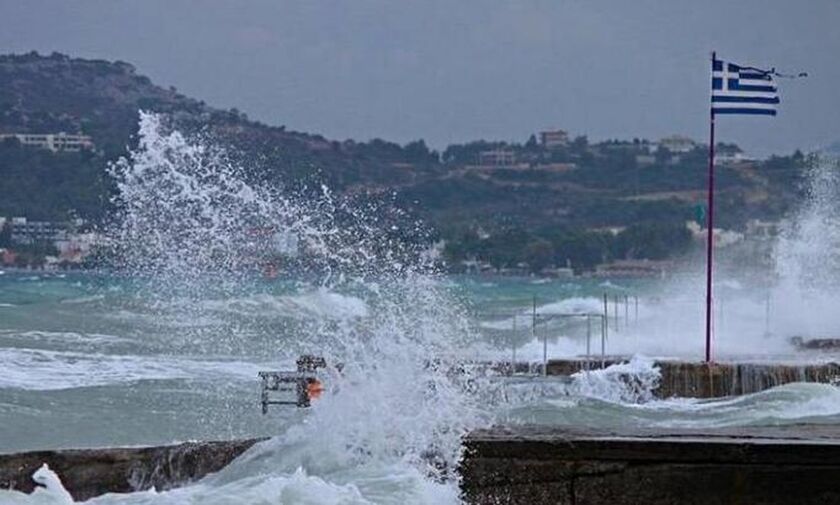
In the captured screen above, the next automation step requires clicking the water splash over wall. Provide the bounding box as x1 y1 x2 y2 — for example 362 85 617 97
771 155 840 338
602 155 840 359
103 112 489 490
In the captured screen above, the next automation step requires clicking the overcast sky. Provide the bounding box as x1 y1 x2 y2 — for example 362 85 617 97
1 0 838 155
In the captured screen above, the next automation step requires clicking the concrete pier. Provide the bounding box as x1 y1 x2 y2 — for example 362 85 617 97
0 438 265 501
460 424 840 505
544 358 840 398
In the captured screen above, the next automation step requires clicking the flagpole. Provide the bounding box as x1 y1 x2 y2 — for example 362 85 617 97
705 51 716 363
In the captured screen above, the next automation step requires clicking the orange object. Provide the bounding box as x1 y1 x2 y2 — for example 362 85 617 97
306 379 324 401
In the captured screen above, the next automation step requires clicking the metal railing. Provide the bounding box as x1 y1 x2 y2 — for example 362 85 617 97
472 293 640 375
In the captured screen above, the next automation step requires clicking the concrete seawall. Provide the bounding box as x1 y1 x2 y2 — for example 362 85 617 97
460 425 840 505
6 424 840 503
0 438 265 501
4 359 839 501
545 358 840 398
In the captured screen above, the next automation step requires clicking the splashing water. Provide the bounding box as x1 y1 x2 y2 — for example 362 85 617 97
7 112 488 503
6 115 840 503
106 113 411 294
568 356 660 403
771 155 840 339
597 155 840 360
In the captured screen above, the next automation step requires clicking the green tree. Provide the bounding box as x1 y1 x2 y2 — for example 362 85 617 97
524 238 554 272
404 139 438 164
525 134 538 150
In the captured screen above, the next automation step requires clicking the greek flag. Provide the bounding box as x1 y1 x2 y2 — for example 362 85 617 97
712 57 779 116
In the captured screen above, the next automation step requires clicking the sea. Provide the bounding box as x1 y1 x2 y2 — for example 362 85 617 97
2 113 840 504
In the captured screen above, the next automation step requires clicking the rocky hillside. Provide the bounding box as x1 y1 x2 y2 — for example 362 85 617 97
0 52 435 190
0 52 810 269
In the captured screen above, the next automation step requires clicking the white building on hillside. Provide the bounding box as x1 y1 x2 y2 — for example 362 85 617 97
478 149 516 167
658 135 697 154
9 218 67 245
0 132 94 152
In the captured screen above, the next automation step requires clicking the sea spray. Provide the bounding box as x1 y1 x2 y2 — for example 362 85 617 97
568 356 660 403
771 154 840 339
601 156 840 359
5 118 840 503
98 112 489 501
477 356 662 417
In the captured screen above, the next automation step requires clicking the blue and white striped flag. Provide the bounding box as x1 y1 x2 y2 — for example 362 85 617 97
711 57 779 116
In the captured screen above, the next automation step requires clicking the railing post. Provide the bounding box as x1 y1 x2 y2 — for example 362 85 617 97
542 330 548 376
603 292 608 335
764 291 771 337
260 374 269 415
533 296 546 376
624 294 629 327
586 314 592 371
634 295 639 324
511 315 517 375
614 294 619 332
601 314 606 369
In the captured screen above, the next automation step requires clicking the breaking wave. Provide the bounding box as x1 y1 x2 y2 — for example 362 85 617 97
0 348 267 390
0 112 486 503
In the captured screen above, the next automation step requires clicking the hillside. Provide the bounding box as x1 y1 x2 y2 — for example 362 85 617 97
0 52 437 195
0 52 809 271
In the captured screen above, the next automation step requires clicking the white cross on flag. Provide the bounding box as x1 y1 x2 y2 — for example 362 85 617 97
712 57 779 116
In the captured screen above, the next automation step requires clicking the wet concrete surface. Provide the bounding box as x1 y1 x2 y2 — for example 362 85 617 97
0 438 265 501
461 424 840 504
545 358 840 398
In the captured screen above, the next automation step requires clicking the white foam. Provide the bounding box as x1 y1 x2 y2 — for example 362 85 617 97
59 294 106 305
478 296 601 336
0 464 73 504
0 348 267 390
32 464 73 503
0 330 131 347
202 290 368 320
0 460 462 504
599 280 627 291
568 356 660 403
641 382 840 428
537 296 603 315
529 278 551 285
509 336 583 361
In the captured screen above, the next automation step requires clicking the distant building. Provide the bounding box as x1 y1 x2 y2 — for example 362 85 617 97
658 135 697 154
0 132 94 152
55 232 100 263
540 266 575 279
478 149 516 167
714 145 749 165
595 259 673 278
714 152 748 165
540 130 569 149
9 218 66 245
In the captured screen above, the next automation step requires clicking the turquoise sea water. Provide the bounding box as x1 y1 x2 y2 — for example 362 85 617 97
1 270 835 457
2 118 838 503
